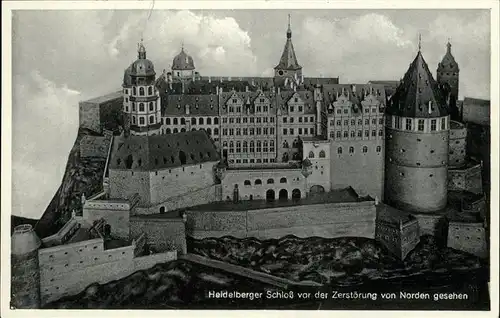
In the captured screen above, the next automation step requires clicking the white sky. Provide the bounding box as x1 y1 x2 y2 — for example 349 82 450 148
11 8 491 219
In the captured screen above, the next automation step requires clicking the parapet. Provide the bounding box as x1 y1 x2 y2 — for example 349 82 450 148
12 224 41 256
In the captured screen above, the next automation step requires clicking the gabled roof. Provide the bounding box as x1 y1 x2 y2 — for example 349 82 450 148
110 131 220 171
386 50 449 118
322 84 386 112
163 94 219 116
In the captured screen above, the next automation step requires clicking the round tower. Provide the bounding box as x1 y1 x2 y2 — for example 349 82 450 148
11 224 42 309
124 39 161 136
385 47 450 213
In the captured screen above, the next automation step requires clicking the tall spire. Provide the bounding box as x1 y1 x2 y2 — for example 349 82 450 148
446 38 452 53
418 33 422 52
138 38 146 59
287 14 292 39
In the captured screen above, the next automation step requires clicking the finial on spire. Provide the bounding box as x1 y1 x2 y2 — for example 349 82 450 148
138 38 146 59
447 38 452 52
418 33 422 52
181 41 184 51
286 14 292 39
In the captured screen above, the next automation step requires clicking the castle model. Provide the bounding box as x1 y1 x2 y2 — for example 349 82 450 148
12 18 489 309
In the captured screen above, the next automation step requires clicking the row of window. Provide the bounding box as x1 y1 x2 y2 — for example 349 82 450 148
334 107 380 115
222 116 275 124
223 127 276 136
229 158 277 164
163 117 219 126
282 127 315 136
125 86 155 97
242 177 288 186
128 102 156 113
331 118 384 126
330 129 384 139
223 140 276 153
391 117 447 132
163 127 219 135
132 115 156 126
283 116 316 124
336 145 382 154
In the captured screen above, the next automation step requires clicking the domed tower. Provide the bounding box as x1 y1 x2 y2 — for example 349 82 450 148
171 45 196 83
123 40 161 136
274 15 303 88
11 224 42 309
384 44 450 213
437 40 460 121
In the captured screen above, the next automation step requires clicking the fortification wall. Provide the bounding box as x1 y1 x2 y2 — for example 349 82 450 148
83 200 130 240
447 222 487 258
130 218 186 254
448 163 483 194
134 184 218 215
186 201 377 239
79 135 111 158
449 122 467 167
11 250 41 309
412 213 447 239
329 139 384 199
79 101 101 133
109 170 151 205
133 251 177 272
39 243 135 306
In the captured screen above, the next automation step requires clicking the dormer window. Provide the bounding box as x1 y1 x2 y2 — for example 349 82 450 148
232 98 237 103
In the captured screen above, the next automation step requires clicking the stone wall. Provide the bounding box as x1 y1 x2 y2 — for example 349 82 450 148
130 217 187 254
448 163 483 194
133 251 177 272
38 240 135 306
412 213 448 241
109 170 151 206
83 200 131 240
134 185 219 215
79 135 112 158
185 201 377 240
302 140 331 192
447 222 487 258
79 101 101 133
11 250 40 309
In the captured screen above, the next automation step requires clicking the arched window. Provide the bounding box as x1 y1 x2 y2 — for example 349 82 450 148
206 128 212 135
139 103 145 112
363 146 368 153
179 151 187 165
173 118 178 125
223 141 228 148
166 128 171 134
139 117 145 125
181 128 186 132
199 118 204 125
181 118 185 125
149 115 155 124
337 147 343 154
214 117 219 124
132 102 136 112
308 151 315 158
280 177 287 184
244 180 251 186
349 146 354 153
149 102 154 111
214 128 219 135
139 87 145 96
376 146 382 152
255 179 262 185
267 178 274 184
132 116 136 124
191 117 196 125
148 86 153 95
319 150 326 158
207 117 212 125
173 128 179 133
166 118 171 125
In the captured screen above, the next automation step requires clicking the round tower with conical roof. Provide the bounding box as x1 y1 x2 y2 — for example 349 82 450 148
11 224 42 309
122 40 161 136
384 46 450 213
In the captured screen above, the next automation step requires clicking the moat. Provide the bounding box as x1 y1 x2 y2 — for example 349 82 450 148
44 235 489 310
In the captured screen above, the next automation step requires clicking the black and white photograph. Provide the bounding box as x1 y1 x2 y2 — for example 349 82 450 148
1 0 499 315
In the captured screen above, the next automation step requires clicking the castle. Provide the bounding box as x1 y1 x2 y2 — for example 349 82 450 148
12 18 489 309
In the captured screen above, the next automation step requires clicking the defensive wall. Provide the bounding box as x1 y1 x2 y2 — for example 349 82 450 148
79 91 123 134
448 162 483 194
130 217 187 254
184 200 377 240
447 221 487 258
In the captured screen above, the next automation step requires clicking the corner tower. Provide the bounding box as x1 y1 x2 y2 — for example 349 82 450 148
274 15 303 89
122 40 161 136
437 40 460 120
384 45 450 213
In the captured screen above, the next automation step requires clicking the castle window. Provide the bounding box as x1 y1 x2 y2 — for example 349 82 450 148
173 128 178 133
149 102 154 111
365 119 369 125
372 119 376 125
267 178 274 184
344 120 348 126
214 128 219 135
343 131 348 138
191 117 196 125
255 179 262 185
173 118 178 125
337 120 341 126
133 87 137 95
206 128 212 136
405 118 412 130
148 86 153 95
379 118 384 124
351 119 355 125
250 141 255 152
256 141 262 152
236 141 242 153
337 147 343 154
181 118 186 125
263 141 269 152
358 119 362 125
418 119 424 131
365 130 369 137
441 118 446 130
280 177 287 184
244 180 251 186
400 172 405 176
149 115 155 124
376 146 381 153
139 103 145 112
166 118 171 125
319 150 326 158
117 158 122 165
431 119 437 131
179 151 187 164
139 87 145 96
349 146 354 154
308 151 315 158
378 130 383 136
372 130 376 137
358 130 362 137
363 146 368 153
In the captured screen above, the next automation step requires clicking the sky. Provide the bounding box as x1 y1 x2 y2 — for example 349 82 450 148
10 8 491 219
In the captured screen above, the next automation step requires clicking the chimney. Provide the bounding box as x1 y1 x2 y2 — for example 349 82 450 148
209 76 212 83
245 85 249 92
428 101 432 114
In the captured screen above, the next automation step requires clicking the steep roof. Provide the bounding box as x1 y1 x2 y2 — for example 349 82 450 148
322 84 386 113
275 22 301 70
386 50 449 118
163 94 219 116
110 131 220 171
437 42 459 72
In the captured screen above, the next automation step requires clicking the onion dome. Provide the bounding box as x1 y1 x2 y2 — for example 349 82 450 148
130 41 156 77
386 49 448 118
172 47 195 70
11 224 41 256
